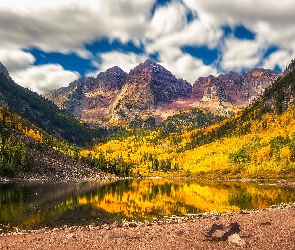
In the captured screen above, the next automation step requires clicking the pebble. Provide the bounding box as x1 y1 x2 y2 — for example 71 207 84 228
66 233 77 239
228 233 248 247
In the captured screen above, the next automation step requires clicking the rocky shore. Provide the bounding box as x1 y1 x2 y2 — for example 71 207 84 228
1 202 295 249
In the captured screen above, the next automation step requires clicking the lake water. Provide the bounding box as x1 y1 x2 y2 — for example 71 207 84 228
0 179 295 231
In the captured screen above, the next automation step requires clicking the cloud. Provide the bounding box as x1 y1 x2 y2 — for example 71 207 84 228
183 0 295 70
88 51 148 76
146 1 187 40
0 0 155 54
10 64 79 94
1 0 295 93
220 38 265 71
159 47 217 83
145 19 223 54
0 48 78 94
163 0 295 60
262 49 295 70
0 0 156 93
0 50 35 71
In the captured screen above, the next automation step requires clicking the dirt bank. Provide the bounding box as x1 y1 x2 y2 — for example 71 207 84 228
1 203 295 250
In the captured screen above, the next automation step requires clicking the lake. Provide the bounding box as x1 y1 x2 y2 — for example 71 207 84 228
0 179 295 231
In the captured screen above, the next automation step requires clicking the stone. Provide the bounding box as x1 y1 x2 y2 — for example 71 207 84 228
202 222 241 241
260 221 271 226
66 233 77 239
127 222 138 227
228 233 247 247
175 230 184 236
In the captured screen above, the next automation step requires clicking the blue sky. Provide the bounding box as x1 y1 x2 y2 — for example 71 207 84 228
0 0 295 93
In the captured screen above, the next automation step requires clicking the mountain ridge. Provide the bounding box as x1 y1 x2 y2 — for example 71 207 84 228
89 58 295 179
45 60 280 126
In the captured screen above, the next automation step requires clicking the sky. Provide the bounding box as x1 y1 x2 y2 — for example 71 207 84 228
0 0 295 94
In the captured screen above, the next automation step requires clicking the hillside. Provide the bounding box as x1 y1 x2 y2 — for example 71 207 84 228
0 63 107 146
45 60 280 126
81 59 295 179
0 58 292 180
0 105 108 179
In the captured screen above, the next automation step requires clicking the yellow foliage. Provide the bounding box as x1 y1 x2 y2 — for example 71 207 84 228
86 105 295 179
252 145 271 164
280 146 292 163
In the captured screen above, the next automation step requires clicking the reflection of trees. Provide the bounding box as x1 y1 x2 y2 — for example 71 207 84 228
0 181 111 227
1 180 295 231
0 184 31 223
228 191 254 210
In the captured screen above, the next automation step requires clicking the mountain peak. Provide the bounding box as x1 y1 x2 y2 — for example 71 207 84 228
0 62 10 78
101 66 126 75
143 58 156 66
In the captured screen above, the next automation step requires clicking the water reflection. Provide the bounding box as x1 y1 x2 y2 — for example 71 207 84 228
0 179 294 230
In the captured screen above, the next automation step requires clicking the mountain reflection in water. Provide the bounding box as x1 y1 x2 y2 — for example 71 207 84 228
0 179 294 230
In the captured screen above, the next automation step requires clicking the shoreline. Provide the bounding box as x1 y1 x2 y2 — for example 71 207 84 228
1 202 295 249
1 175 295 185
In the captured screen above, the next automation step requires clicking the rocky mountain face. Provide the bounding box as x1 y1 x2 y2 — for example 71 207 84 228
45 60 192 125
0 62 9 78
45 60 280 126
110 59 192 123
44 66 127 123
192 68 280 106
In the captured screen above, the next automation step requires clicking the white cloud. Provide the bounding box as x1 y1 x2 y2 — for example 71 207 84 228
220 38 265 71
146 1 187 40
183 0 295 71
262 49 295 70
0 50 35 71
1 0 295 93
0 0 155 54
183 0 295 28
88 51 148 76
159 47 217 83
145 19 223 54
10 64 79 94
0 48 78 94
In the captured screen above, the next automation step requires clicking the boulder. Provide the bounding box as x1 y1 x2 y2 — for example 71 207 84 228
202 222 240 241
228 233 247 247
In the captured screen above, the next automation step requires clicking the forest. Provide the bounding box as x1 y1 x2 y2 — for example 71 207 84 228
1 60 295 179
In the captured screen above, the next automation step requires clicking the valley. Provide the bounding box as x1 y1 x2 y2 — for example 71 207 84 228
1 59 295 180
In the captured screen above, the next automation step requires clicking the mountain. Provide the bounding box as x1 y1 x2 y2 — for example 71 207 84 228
45 59 192 125
0 62 10 78
45 60 280 127
0 63 106 146
180 59 295 152
110 59 192 124
44 66 127 124
0 101 109 179
0 63 126 178
90 59 295 179
192 68 280 106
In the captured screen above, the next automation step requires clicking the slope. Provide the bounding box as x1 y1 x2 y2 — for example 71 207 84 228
0 64 106 146
0 105 107 179
84 59 295 179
